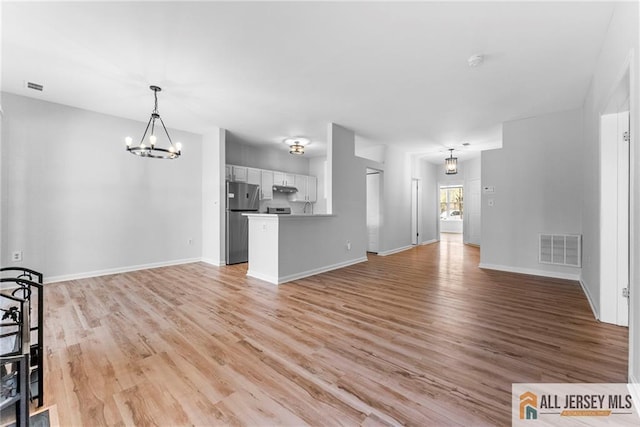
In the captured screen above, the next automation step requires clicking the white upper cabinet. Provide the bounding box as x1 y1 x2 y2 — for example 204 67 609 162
273 172 295 186
273 171 285 186
289 174 317 202
227 164 316 203
231 166 248 182
289 175 308 202
285 174 296 186
247 167 261 185
307 176 317 202
260 170 274 200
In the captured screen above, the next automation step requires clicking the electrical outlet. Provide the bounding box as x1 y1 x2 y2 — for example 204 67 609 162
188 238 193 245
12 251 23 262
346 240 351 251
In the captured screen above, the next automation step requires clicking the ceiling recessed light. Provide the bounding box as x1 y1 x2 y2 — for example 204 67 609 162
467 54 484 68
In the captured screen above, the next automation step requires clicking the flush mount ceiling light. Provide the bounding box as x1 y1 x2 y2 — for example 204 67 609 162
125 85 182 159
467 54 484 68
445 149 458 175
283 137 310 155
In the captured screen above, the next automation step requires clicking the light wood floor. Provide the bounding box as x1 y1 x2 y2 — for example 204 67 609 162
33 235 629 425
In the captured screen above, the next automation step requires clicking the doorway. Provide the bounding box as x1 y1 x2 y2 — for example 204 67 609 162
439 185 463 238
366 169 382 253
600 68 630 327
411 179 420 245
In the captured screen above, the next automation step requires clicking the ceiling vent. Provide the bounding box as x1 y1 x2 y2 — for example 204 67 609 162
25 81 44 92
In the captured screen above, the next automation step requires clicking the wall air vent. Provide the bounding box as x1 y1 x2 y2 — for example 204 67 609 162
25 81 44 91
539 234 581 267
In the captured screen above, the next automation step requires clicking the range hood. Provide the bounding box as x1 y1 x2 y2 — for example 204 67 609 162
272 185 298 193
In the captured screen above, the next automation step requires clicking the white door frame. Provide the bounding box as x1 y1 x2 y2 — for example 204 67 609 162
411 178 420 245
599 56 631 327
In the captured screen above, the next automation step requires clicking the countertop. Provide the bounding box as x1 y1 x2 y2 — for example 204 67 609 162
243 213 335 219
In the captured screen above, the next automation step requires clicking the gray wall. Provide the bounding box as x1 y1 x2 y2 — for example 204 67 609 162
1 93 203 280
480 108 583 279
226 135 310 175
379 146 412 253
417 159 439 244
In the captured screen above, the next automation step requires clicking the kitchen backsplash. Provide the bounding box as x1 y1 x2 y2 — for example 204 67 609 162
259 192 314 214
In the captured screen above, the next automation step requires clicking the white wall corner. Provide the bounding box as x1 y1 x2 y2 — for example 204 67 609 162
378 245 414 257
420 239 438 246
246 270 280 285
201 258 225 267
628 376 640 418
579 277 600 321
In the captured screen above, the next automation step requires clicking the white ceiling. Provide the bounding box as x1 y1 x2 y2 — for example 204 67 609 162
1 1 615 160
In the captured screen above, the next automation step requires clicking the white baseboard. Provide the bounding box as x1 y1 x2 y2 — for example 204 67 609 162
420 239 438 246
478 263 580 281
45 257 202 284
579 277 599 321
246 270 280 284
378 245 414 256
248 256 368 285
201 258 226 267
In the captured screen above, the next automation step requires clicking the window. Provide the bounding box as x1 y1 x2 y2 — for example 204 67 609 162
440 186 463 220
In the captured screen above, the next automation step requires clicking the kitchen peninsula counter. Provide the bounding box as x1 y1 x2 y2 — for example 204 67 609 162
244 213 364 285
243 213 335 219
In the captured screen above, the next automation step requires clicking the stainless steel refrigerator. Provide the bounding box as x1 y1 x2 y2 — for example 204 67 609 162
226 181 260 264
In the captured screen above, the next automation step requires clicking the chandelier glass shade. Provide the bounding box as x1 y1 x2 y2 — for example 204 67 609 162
283 137 310 155
126 86 182 159
445 149 458 175
289 144 305 155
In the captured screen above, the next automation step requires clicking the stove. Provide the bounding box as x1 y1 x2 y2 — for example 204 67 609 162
266 207 291 214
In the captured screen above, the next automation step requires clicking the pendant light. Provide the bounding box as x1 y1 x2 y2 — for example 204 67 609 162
445 149 458 175
125 86 182 159
283 137 310 155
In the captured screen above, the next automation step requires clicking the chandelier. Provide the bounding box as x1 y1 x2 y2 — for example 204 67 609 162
125 85 182 159
445 149 458 174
